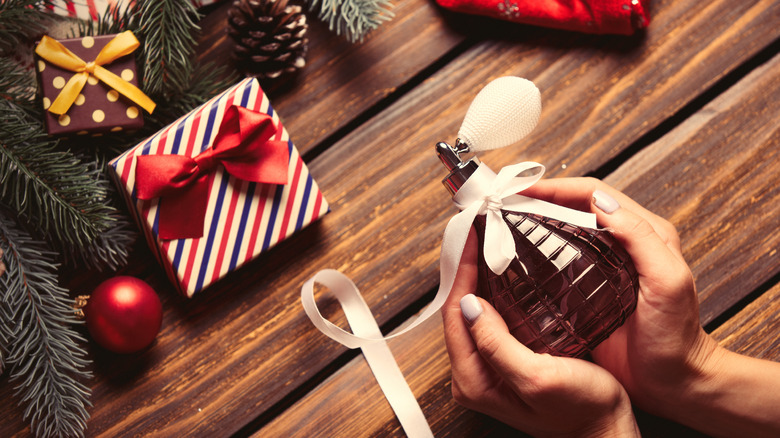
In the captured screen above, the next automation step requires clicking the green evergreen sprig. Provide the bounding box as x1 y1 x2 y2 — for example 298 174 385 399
0 0 57 55
0 57 37 108
0 211 92 438
308 0 394 42
136 0 202 96
0 99 116 250
52 152 138 271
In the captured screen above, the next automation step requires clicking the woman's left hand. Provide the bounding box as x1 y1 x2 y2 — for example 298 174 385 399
442 227 639 438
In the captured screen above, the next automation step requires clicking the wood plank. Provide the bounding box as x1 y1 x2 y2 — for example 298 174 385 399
257 51 780 438
712 282 780 358
605 50 780 324
197 0 465 155
4 0 779 436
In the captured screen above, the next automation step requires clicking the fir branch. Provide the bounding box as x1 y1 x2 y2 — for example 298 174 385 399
0 56 37 109
135 0 202 97
308 0 393 42
59 209 136 271
0 100 116 250
0 210 92 438
0 0 57 55
50 152 138 271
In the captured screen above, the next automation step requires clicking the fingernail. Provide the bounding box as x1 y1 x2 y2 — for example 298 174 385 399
460 294 483 324
592 189 621 214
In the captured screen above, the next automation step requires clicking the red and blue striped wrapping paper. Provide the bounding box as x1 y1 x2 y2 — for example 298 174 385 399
109 78 329 297
47 0 222 22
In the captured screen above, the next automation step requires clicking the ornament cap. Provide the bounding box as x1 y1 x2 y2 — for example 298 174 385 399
73 295 90 320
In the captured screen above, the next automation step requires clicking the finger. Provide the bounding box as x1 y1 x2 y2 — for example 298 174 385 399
591 191 691 291
460 294 543 395
444 226 479 309
442 227 480 365
524 178 684 259
523 178 654 225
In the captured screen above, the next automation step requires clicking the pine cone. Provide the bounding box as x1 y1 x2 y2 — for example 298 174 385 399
227 0 308 79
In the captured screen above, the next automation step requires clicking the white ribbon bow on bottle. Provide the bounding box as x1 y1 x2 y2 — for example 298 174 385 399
301 161 596 437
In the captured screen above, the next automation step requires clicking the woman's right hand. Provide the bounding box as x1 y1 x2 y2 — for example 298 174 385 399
523 178 721 417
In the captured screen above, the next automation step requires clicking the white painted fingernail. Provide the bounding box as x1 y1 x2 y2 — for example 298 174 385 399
460 294 483 324
593 189 621 214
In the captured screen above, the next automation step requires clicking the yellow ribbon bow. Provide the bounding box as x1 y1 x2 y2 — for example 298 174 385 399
35 31 156 116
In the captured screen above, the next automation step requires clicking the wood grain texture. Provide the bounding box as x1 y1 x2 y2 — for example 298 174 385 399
712 282 780 358
605 51 780 324
256 51 780 438
197 0 465 156
2 0 779 436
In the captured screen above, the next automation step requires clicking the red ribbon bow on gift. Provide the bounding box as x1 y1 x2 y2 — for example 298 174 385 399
135 105 289 240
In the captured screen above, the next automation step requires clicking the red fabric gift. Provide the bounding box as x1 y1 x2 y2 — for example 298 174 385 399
436 0 650 35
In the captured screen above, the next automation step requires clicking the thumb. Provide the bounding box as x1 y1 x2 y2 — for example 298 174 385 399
460 294 540 391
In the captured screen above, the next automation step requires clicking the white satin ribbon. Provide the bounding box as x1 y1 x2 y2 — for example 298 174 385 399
300 161 596 437
454 162 596 274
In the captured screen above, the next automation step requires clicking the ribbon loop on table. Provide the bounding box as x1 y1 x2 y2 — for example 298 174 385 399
35 31 156 115
301 270 434 438
301 161 597 436
135 105 290 240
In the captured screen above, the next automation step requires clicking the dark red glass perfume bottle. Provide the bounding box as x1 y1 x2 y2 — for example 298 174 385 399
437 141 639 358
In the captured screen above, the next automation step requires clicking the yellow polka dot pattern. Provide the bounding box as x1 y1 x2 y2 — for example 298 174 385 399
39 35 145 135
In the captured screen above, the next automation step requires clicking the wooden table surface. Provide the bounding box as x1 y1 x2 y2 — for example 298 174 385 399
3 0 779 436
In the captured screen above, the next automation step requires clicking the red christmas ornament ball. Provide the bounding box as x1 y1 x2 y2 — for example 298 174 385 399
84 276 163 354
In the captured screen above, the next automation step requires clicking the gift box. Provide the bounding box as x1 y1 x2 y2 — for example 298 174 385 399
35 32 154 136
109 78 329 297
47 0 224 21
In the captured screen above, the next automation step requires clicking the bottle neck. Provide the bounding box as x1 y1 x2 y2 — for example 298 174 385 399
442 159 480 196
436 141 480 196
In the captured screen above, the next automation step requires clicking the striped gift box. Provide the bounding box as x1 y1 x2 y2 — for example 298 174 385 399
109 78 329 297
47 0 222 21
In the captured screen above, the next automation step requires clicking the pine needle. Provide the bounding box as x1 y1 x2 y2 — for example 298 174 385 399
308 0 394 42
51 153 138 271
0 210 92 438
0 0 58 55
0 100 116 250
0 57 37 107
135 0 202 97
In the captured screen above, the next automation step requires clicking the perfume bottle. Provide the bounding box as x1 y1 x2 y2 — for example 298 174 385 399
437 77 639 358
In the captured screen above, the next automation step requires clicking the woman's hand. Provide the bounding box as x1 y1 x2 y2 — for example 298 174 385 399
442 227 639 438
444 177 780 437
525 178 780 437
522 178 720 415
